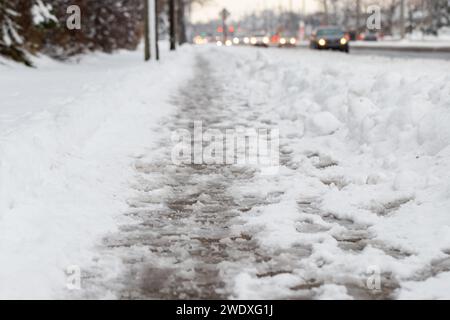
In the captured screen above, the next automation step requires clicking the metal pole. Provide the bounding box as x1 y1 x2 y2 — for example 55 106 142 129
149 0 158 60
222 10 227 43
220 9 229 43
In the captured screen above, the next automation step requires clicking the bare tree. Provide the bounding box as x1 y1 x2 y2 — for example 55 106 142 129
144 0 151 60
169 0 176 50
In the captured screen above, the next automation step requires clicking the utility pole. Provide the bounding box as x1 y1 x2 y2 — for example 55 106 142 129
144 0 159 61
220 8 230 43
169 0 176 50
144 0 151 61
150 0 159 60
400 0 406 39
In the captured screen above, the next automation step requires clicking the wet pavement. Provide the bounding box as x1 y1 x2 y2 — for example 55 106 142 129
78 54 279 299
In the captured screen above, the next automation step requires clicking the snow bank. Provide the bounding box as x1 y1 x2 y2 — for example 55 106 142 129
208 46 450 299
306 112 341 136
0 47 195 298
350 39 450 49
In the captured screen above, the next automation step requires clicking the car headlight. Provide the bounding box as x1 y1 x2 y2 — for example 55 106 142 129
280 38 287 45
290 38 297 45
250 37 257 45
263 36 270 44
340 38 347 45
243 37 250 44
318 39 326 46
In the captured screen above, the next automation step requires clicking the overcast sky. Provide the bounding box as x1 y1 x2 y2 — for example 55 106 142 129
191 0 319 23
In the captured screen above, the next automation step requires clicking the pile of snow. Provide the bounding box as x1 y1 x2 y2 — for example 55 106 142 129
0 47 195 298
206 46 450 299
306 112 341 136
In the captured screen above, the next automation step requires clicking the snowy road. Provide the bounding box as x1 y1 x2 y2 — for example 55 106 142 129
349 47 450 61
294 46 450 61
73 47 450 299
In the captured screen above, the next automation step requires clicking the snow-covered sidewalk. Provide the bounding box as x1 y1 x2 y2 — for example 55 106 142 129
77 46 450 300
1 45 450 299
0 48 195 298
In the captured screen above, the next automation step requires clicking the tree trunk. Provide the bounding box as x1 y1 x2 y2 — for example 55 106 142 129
177 0 187 45
155 0 160 60
169 0 176 50
144 0 151 61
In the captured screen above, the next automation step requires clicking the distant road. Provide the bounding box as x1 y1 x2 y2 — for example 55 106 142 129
349 41 450 60
293 41 450 61
349 46 450 61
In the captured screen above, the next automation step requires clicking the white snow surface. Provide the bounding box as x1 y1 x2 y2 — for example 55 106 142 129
0 47 195 299
1 45 450 299
203 46 450 299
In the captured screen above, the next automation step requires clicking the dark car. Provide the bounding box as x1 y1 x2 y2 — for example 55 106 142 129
310 27 349 53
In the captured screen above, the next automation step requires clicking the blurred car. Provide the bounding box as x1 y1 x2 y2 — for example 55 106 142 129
310 27 349 53
250 34 270 47
346 30 358 41
278 36 297 48
359 32 378 41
